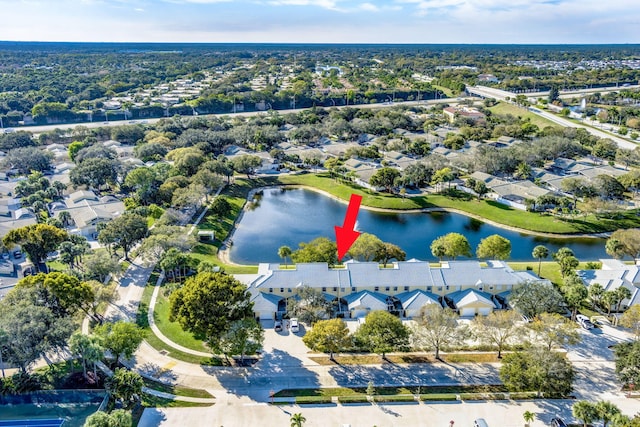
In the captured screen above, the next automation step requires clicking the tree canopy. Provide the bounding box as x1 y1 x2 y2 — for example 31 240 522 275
510 281 564 319
500 347 574 398
169 272 253 346
98 213 148 260
354 310 410 358
291 237 338 266
3 224 68 270
302 318 351 360
430 233 471 260
475 234 511 260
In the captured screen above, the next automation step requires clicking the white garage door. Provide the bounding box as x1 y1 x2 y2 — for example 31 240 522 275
460 307 476 317
352 308 369 318
256 310 274 320
478 307 492 316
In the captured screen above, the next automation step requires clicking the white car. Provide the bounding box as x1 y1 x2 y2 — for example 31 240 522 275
290 318 300 333
576 314 594 330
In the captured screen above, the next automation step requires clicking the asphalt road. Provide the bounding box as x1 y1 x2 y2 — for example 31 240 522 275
468 85 638 150
3 98 459 135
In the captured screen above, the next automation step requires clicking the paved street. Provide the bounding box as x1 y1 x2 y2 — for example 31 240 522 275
468 85 638 150
133 322 637 426
138 396 640 427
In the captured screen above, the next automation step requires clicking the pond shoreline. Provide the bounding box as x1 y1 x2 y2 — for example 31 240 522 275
278 184 610 240
218 184 608 266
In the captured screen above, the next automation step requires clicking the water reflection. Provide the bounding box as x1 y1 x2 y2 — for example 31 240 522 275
465 218 484 232
229 188 608 264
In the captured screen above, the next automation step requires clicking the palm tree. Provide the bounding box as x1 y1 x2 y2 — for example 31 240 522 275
515 162 532 180
532 245 549 276
59 211 72 228
602 291 619 316
610 413 632 427
278 246 292 269
523 410 535 427
596 400 621 427
52 181 66 198
588 283 605 310
573 400 598 427
290 413 306 427
614 287 632 312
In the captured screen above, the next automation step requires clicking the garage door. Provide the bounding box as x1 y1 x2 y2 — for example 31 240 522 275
478 307 492 316
352 308 369 318
256 310 274 320
460 307 476 317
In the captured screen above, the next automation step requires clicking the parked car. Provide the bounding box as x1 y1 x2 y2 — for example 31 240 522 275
290 318 300 333
13 250 22 259
1 252 9 260
473 418 489 427
576 314 594 330
550 417 568 427
274 320 282 332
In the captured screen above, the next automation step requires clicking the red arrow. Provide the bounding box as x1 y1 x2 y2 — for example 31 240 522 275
335 194 363 261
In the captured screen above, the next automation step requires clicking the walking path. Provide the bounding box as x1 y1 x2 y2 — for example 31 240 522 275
147 273 212 358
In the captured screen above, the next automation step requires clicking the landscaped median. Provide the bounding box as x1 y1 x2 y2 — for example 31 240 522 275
274 385 542 406
308 352 501 365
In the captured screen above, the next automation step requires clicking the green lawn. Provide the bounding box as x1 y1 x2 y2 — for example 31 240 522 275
141 394 213 408
275 384 507 398
142 377 213 399
277 173 640 234
432 84 456 98
192 178 271 274
135 275 225 366
508 261 596 286
489 102 559 129
153 289 210 353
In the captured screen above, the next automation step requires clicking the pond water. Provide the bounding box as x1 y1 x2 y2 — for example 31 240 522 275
229 188 607 264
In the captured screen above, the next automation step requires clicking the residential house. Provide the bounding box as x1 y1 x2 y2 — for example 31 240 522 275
468 171 551 210
243 260 546 320
443 107 485 124
577 259 640 311
343 158 383 190
478 74 499 83
51 190 125 239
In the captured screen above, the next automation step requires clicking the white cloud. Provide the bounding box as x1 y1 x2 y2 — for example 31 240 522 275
359 2 379 11
267 0 341 8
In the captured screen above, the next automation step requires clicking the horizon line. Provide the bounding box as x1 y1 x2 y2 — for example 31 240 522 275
1 40 640 46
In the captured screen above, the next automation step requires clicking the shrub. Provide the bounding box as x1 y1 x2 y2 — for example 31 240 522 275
419 394 458 401
295 395 332 404
337 395 369 403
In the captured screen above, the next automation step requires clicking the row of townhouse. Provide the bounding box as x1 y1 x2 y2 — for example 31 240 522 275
236 260 548 320
578 259 640 311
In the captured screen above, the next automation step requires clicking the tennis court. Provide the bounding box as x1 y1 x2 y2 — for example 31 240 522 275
0 419 64 427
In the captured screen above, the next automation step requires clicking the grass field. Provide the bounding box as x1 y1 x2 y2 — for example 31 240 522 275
278 173 640 234
508 261 596 286
153 288 210 353
142 377 214 399
274 384 507 398
136 274 224 365
192 178 271 274
489 102 559 129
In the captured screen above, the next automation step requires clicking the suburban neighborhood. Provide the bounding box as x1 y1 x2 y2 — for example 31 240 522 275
1 40 640 427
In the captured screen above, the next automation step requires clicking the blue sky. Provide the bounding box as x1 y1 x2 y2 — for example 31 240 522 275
0 0 638 44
